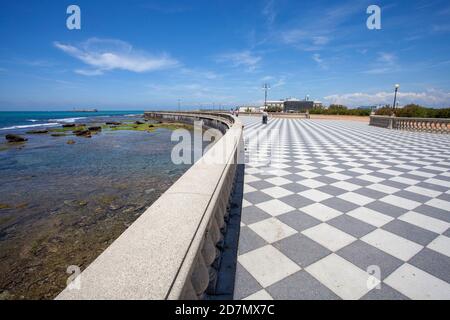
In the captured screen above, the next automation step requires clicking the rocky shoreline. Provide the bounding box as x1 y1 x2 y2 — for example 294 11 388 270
0 116 197 300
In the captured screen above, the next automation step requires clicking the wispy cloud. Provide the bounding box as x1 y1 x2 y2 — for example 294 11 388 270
363 52 398 74
216 50 262 72
54 38 179 75
312 53 328 69
141 3 190 14
432 24 450 33
262 0 277 26
324 89 450 107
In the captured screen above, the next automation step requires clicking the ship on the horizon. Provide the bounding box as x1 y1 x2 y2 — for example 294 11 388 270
72 108 98 112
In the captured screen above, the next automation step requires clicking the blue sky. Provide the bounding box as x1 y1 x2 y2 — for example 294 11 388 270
0 0 449 110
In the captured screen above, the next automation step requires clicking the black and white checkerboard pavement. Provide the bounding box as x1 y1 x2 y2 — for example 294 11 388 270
234 116 450 300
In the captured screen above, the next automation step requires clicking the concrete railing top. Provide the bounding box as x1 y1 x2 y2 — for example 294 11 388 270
57 112 243 300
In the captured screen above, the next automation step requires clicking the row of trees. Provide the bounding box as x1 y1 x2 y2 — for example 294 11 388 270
308 105 372 116
263 103 450 118
375 104 450 118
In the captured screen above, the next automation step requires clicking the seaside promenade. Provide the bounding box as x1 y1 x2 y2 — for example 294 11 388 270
234 115 450 300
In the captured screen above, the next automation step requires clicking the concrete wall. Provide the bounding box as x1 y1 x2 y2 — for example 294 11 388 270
56 112 244 300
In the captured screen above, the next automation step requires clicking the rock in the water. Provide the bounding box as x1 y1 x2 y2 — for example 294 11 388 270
73 130 91 137
67 140 76 145
5 134 27 142
62 124 76 128
135 121 144 125
109 204 121 211
26 130 48 134
106 121 121 126
88 126 102 131
51 133 66 137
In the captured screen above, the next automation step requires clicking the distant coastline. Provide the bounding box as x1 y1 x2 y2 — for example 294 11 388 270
72 109 98 113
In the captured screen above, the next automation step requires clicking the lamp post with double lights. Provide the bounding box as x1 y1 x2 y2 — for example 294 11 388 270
393 84 400 111
263 83 270 110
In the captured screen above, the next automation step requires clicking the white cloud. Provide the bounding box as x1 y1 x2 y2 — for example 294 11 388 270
262 0 277 26
312 53 327 69
377 52 397 64
324 89 450 107
54 38 179 75
216 50 262 71
312 36 330 46
363 52 398 74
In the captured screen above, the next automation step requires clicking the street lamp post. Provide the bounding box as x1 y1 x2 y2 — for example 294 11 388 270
393 84 400 110
263 83 270 110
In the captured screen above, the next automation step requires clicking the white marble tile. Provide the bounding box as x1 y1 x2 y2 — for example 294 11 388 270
385 264 450 300
256 199 295 217
361 229 423 261
306 254 377 300
238 245 301 288
399 211 449 234
346 207 394 228
300 203 343 222
249 217 297 243
302 223 356 252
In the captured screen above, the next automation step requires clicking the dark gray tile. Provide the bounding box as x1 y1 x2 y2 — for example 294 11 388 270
444 228 450 237
416 182 449 193
267 271 340 300
274 234 331 268
337 240 404 278
328 215 377 238
354 187 387 200
284 167 302 174
282 183 310 193
401 173 428 182
238 226 267 255
280 194 314 209
346 178 373 187
314 176 340 185
321 197 359 213
241 206 272 225
382 220 437 246
312 168 334 176
361 283 410 300
414 205 450 223
362 284 409 300
316 185 348 196
244 191 273 205
233 262 263 300
341 170 361 177
437 193 450 202
247 180 274 190
282 173 301 182
366 201 408 218
380 179 410 190
393 190 432 204
368 171 392 179
277 211 321 232
409 248 450 283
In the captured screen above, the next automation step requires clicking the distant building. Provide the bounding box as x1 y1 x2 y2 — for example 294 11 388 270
265 100 284 109
239 105 259 113
313 101 323 108
284 99 314 113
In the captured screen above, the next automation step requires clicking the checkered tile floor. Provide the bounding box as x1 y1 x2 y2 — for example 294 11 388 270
234 116 450 300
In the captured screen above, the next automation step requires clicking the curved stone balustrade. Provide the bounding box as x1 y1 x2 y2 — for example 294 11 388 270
370 115 450 133
56 112 244 300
